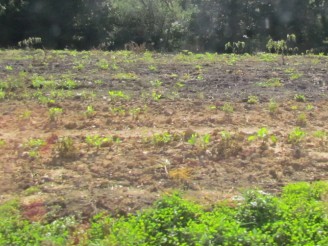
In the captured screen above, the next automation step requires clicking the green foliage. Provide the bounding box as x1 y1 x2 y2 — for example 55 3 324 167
86 135 118 150
56 136 77 159
48 107 63 122
1 182 328 245
256 78 283 88
294 94 306 102
0 89 5 100
288 127 306 145
247 95 259 104
108 90 129 101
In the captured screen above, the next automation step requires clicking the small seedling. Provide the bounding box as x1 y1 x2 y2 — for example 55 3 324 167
313 130 327 147
0 89 5 100
0 139 5 148
296 113 307 127
108 90 129 101
85 105 96 118
268 99 278 115
49 107 63 122
97 59 109 70
151 91 162 101
86 135 117 150
150 132 173 146
221 102 234 114
247 95 259 104
24 138 46 159
150 80 162 87
148 65 157 72
5 65 13 71
294 94 306 102
288 127 306 146
56 136 77 158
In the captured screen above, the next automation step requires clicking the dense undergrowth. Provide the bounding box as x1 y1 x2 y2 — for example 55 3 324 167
1 181 328 245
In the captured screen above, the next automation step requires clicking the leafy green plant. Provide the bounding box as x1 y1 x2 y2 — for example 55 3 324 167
5 65 13 71
85 105 96 118
151 91 162 101
256 78 283 88
268 99 278 115
248 127 278 150
288 127 306 146
294 94 306 102
150 79 162 87
108 90 129 101
56 136 78 159
313 130 328 147
113 72 138 80
247 95 259 104
0 139 6 148
49 107 63 122
296 113 307 127
150 132 174 146
86 135 118 150
97 59 109 70
221 102 234 114
187 133 211 149
24 138 46 158
225 41 246 54
266 34 297 64
148 65 157 72
0 89 5 100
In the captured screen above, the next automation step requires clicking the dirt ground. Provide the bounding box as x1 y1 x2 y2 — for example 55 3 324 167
0 50 328 220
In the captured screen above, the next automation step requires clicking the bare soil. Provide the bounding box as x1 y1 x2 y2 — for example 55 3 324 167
0 50 328 220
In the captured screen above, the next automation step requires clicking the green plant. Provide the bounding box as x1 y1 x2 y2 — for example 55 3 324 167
248 127 277 150
256 78 283 88
113 72 138 80
294 94 306 102
247 95 259 104
150 80 162 87
296 113 307 127
150 132 173 146
61 78 77 89
266 34 297 64
97 59 109 70
148 65 157 72
225 41 246 54
151 91 162 101
288 127 306 146
187 133 211 149
86 135 117 150
0 139 5 148
108 90 129 101
268 99 278 115
56 136 77 158
313 130 328 147
5 65 13 71
49 107 63 122
85 105 96 118
221 102 234 114
24 138 46 158
0 89 5 100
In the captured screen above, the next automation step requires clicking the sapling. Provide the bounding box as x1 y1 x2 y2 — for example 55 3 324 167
266 34 297 65
49 107 63 122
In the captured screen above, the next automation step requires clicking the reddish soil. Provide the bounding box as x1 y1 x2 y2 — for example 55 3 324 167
0 50 328 220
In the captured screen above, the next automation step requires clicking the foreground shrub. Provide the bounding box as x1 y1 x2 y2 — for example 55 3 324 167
1 182 328 245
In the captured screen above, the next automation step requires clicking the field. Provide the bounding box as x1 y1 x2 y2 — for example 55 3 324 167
1 49 328 243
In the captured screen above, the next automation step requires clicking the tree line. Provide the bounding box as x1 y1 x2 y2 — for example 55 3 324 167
1 0 328 53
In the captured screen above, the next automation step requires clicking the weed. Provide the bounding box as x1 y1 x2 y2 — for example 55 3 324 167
151 91 162 101
150 132 174 146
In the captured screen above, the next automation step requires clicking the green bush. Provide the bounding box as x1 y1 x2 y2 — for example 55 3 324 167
1 182 328 245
